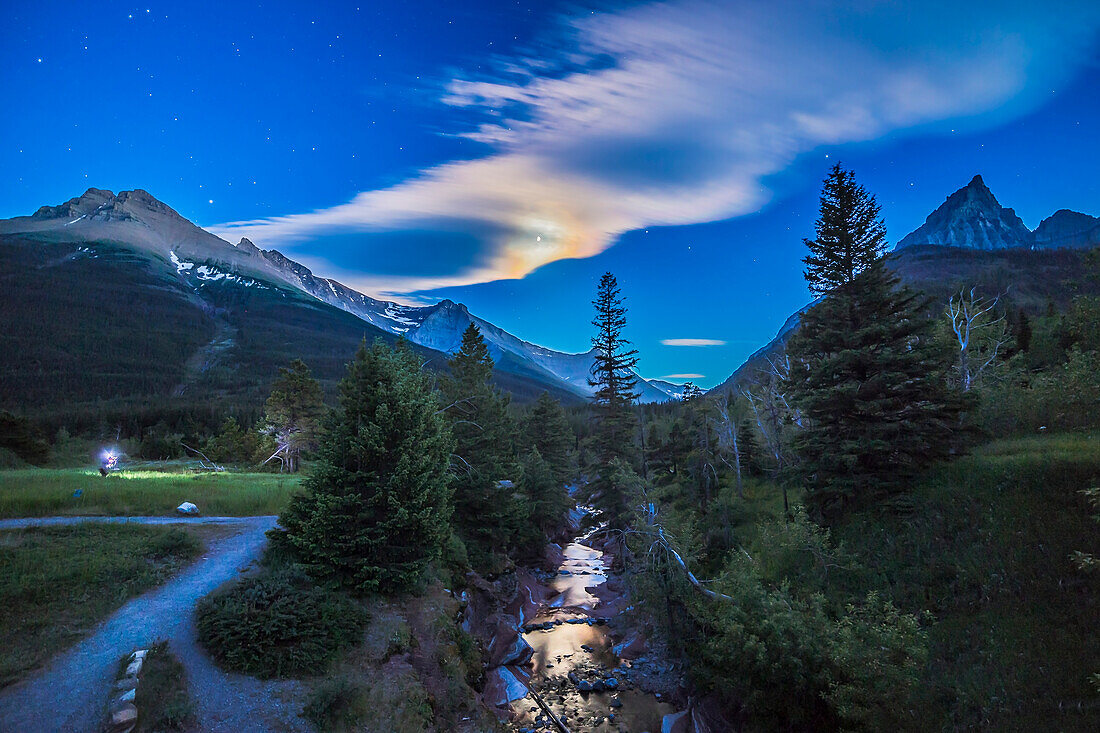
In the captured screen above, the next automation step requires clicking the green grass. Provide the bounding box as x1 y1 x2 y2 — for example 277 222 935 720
132 642 195 731
0 468 301 518
0 525 202 687
830 432 1100 731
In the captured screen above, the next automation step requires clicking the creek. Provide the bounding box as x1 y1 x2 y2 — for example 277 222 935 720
504 535 676 733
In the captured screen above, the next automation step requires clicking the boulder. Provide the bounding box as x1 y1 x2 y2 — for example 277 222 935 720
114 677 138 692
484 667 529 707
176 501 199 515
109 703 138 731
124 658 143 676
495 633 534 667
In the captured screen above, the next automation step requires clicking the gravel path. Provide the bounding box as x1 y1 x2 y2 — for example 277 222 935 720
0 515 313 733
0 515 271 529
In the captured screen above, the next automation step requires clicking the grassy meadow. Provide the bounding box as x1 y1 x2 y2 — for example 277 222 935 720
0 468 301 518
0 524 203 687
832 432 1100 730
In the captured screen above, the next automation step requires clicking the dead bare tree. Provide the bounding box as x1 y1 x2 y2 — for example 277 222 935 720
181 442 225 472
946 288 1010 391
713 391 744 499
617 501 738 602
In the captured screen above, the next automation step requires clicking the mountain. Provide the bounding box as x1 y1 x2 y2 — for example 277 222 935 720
714 175 1100 393
896 175 1100 251
896 175 1032 250
1 188 675 425
248 230 679 402
1033 209 1100 249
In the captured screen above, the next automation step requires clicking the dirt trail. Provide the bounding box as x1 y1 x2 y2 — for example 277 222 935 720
0 515 311 732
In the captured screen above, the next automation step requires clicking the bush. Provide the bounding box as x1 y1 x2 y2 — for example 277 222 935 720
303 677 370 732
196 568 367 678
303 671 432 733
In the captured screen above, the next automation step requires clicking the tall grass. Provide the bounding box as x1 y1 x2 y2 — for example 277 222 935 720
832 432 1100 730
0 468 301 518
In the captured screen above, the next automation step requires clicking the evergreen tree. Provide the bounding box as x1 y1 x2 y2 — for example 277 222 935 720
259 359 325 473
276 341 453 594
737 419 762 477
682 384 718 510
520 447 572 539
588 272 641 528
787 166 965 517
801 162 888 296
442 323 522 562
524 391 575 487
1016 309 1032 353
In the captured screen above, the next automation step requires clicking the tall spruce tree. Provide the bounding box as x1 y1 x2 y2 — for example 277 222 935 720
442 323 522 563
276 341 453 594
524 391 575 487
787 165 965 517
801 162 888 296
588 272 641 528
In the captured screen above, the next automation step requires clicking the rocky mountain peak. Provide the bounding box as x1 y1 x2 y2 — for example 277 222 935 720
32 187 116 220
896 174 1032 250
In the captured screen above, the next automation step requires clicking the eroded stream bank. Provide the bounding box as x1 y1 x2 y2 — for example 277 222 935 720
489 531 681 733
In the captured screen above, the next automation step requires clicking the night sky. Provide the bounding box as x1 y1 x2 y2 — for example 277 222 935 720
3 1 1099 386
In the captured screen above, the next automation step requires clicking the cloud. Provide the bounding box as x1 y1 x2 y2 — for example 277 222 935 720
210 0 1100 298
661 373 705 380
661 338 727 347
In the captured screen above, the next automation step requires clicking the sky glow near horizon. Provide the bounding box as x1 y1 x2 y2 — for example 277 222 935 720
3 1 1100 384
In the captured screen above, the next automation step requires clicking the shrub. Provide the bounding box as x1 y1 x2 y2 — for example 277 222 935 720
303 671 432 733
196 568 367 678
303 677 370 732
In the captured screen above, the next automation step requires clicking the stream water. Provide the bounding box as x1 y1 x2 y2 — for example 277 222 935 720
506 537 675 732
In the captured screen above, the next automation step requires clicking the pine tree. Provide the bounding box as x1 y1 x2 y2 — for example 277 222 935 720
588 272 641 528
801 162 888 296
442 323 522 563
736 419 762 477
259 359 325 473
520 447 572 538
787 166 965 517
524 391 575 487
1016 309 1032 353
276 341 453 594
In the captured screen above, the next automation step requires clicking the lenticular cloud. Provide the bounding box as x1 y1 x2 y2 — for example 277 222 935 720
211 0 1100 298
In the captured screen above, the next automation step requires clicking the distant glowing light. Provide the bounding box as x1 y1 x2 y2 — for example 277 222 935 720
100 448 120 471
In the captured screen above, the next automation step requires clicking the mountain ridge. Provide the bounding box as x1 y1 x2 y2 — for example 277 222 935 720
896 175 1100 251
2 187 679 404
